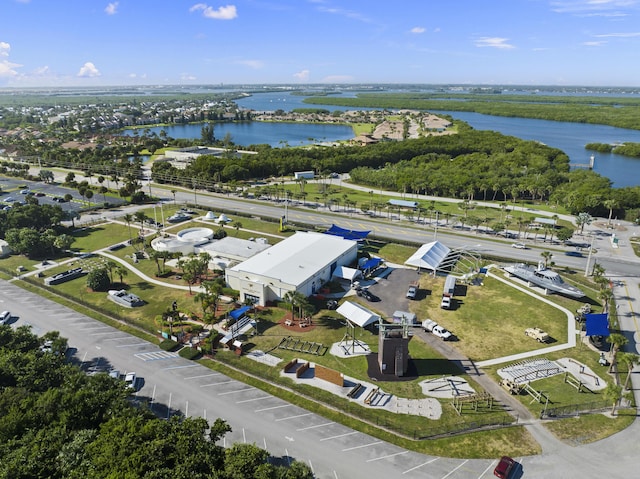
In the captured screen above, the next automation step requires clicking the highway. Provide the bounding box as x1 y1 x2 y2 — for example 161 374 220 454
5 179 639 477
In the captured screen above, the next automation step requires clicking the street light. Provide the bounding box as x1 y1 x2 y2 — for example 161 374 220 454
584 233 596 277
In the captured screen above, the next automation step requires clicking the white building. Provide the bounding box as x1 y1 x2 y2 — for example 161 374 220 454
225 231 358 306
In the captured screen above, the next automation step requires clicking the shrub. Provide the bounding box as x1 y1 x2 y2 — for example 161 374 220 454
86 267 110 291
159 339 179 351
179 347 201 360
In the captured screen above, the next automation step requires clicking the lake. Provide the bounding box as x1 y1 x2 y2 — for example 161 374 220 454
236 92 640 188
123 121 354 148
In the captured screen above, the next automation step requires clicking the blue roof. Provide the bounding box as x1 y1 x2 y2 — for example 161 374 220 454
585 313 610 337
325 224 371 241
230 305 251 320
361 257 382 270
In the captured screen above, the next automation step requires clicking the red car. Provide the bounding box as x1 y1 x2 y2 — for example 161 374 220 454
494 456 515 478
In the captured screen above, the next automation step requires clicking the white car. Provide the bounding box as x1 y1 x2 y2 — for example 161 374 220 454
440 296 452 309
124 372 137 390
422 319 438 332
0 310 11 325
511 242 527 249
432 325 453 341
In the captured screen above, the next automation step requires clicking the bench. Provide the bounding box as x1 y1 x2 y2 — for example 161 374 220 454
347 383 363 399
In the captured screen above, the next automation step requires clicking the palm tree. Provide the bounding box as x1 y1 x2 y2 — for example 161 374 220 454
171 189 177 205
618 352 640 390
540 251 553 268
232 221 243 236
604 383 623 415
123 213 133 244
599 287 614 313
607 333 629 374
114 264 128 285
603 198 619 226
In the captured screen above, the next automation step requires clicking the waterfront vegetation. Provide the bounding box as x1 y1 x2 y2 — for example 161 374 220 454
587 141 640 158
304 91 640 131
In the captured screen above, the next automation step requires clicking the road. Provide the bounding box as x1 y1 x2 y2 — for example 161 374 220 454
9 173 640 477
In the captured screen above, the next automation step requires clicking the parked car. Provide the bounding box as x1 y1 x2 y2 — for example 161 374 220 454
440 295 452 309
0 310 11 325
358 288 379 302
525 327 550 343
432 325 453 340
511 242 527 249
493 456 515 478
406 284 418 299
124 371 137 390
20 189 30 194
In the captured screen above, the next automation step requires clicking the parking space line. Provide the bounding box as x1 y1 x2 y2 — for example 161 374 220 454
402 458 439 474
235 396 271 404
297 422 334 431
184 373 221 380
320 431 358 442
218 387 253 396
275 412 313 422
161 364 199 371
201 380 234 387
254 404 291 412
441 459 468 479
366 451 408 462
342 441 382 452
89 331 123 336
115 342 149 348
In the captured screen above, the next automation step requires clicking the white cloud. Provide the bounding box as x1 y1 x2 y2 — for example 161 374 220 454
105 2 118 15
475 37 515 49
315 5 371 23
77 62 101 78
410 27 425 34
0 42 22 78
583 40 608 45
550 0 636 16
293 69 310 81
190 3 237 20
181 73 197 81
33 66 50 75
595 31 640 37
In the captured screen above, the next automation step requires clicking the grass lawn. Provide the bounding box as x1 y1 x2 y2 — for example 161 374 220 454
408 274 571 362
70 223 132 252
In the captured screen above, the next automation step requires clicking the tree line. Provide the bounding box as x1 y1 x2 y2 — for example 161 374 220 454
0 325 313 479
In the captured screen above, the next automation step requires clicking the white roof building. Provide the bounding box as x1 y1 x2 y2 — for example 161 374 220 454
404 241 451 272
225 231 358 306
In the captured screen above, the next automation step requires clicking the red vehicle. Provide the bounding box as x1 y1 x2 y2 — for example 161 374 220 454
494 456 515 478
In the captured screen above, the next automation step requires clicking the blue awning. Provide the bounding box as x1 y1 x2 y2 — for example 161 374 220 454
585 313 610 337
230 305 251 320
325 224 370 241
361 257 382 270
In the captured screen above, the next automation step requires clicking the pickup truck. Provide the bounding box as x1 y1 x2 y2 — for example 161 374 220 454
422 320 453 340
524 327 550 343
440 295 452 309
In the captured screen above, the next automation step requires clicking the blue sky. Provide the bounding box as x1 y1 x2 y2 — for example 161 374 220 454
3 0 640 87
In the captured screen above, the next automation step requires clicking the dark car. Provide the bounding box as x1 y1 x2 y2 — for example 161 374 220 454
565 250 584 257
493 456 515 479
358 289 379 302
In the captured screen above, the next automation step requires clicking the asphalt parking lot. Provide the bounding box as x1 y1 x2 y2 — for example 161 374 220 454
366 266 425 318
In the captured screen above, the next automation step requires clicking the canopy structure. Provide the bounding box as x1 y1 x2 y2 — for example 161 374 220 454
325 224 370 241
332 265 362 282
388 199 417 208
585 313 610 337
229 305 251 320
404 241 451 271
336 301 380 328
360 257 382 271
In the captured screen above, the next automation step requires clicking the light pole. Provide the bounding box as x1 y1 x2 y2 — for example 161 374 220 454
584 233 595 277
434 210 439 240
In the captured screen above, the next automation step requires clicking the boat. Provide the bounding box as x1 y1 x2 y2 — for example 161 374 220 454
108 289 145 307
503 262 585 298
167 211 192 223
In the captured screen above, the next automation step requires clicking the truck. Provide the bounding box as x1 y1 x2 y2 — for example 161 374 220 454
440 295 452 309
524 327 550 343
443 275 456 296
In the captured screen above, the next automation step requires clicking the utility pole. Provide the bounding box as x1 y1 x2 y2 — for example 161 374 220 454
584 233 595 277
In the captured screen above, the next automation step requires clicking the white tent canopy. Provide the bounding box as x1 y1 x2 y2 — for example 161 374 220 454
336 301 380 328
332 266 362 282
404 241 450 271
